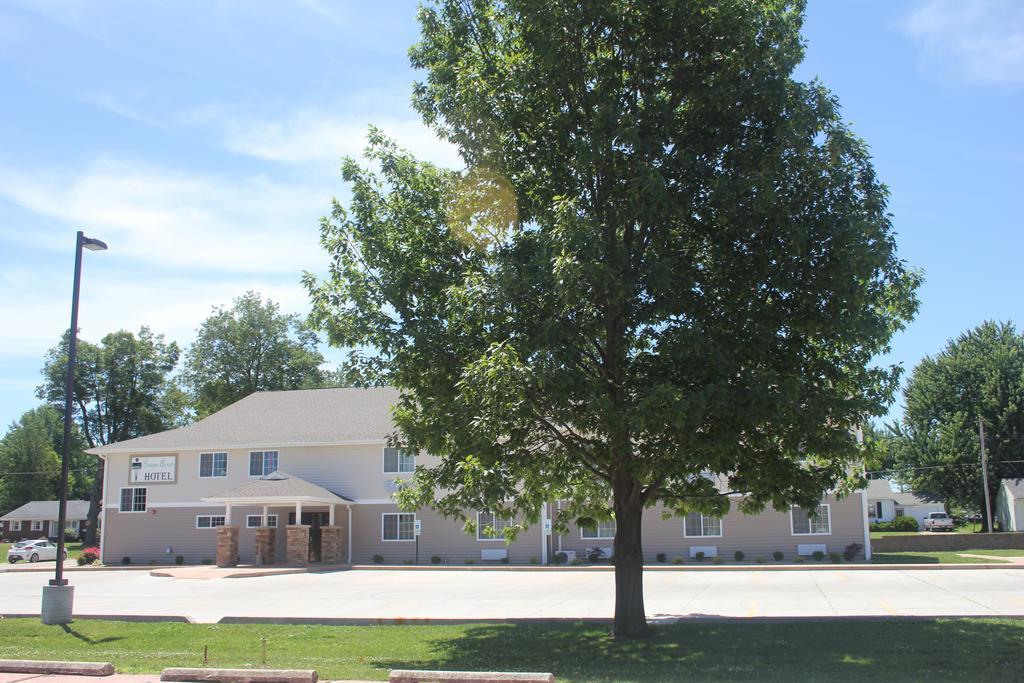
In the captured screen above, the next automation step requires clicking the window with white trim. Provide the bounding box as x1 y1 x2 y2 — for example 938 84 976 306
581 519 616 540
196 515 226 529
382 512 415 541
11 520 21 531
791 504 831 535
684 513 722 537
199 452 228 478
31 520 42 531
249 451 279 476
383 447 415 474
246 514 278 528
477 512 513 540
119 487 147 512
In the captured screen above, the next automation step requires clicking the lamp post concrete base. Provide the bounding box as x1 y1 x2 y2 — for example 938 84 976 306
41 584 74 625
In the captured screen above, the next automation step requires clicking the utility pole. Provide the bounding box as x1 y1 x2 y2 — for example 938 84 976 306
979 417 993 533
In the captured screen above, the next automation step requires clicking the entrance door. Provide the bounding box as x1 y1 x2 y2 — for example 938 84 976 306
287 512 330 562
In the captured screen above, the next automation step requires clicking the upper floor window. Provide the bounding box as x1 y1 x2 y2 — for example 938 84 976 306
477 512 513 540
581 519 616 540
383 447 414 474
119 487 147 513
791 504 831 535
199 452 228 478
684 513 723 538
249 451 279 477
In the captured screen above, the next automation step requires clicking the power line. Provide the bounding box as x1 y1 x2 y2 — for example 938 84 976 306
866 459 1024 477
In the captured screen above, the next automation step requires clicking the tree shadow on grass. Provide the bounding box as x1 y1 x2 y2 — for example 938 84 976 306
60 624 125 645
375 618 1024 682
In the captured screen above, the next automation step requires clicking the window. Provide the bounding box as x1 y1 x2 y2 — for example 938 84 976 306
31 520 42 531
684 513 723 537
11 521 21 531
246 514 278 528
382 512 415 541
791 504 831 535
383 447 414 474
196 515 226 529
477 512 513 540
874 501 883 518
249 451 279 477
199 452 228 478
119 487 147 513
581 519 616 540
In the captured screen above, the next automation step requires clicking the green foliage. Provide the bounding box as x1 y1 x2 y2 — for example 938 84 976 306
843 543 863 561
812 551 825 561
656 553 667 563
734 550 745 562
182 291 328 417
773 551 784 561
306 0 919 636
695 552 705 562
870 515 919 532
372 554 384 564
755 556 766 564
0 407 63 513
890 321 1024 529
829 552 842 563
431 555 442 564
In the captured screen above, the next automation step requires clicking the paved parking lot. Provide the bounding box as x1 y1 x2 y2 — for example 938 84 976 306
2 567 1022 624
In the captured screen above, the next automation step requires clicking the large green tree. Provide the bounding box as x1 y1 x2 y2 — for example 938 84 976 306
39 327 182 545
307 0 919 638
893 321 1024 529
0 407 67 514
181 291 327 417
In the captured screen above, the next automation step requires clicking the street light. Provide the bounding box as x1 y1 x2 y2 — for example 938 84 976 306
41 230 107 625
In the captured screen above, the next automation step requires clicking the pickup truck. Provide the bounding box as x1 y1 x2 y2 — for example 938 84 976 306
923 511 955 532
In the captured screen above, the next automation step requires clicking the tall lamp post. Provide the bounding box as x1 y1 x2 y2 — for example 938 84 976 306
41 230 107 625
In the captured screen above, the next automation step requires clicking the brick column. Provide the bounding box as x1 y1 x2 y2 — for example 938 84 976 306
321 526 344 565
286 525 309 567
216 526 240 568
254 527 276 565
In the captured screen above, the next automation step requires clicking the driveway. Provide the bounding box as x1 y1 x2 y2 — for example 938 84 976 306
2 568 1022 624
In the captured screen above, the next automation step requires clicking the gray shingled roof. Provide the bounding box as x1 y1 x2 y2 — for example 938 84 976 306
1 500 91 521
1003 478 1024 499
202 471 352 503
864 479 939 506
89 387 401 454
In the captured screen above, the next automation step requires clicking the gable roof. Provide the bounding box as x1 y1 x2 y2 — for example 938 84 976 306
864 479 940 506
1 500 91 521
202 471 352 504
1002 478 1024 500
89 387 402 454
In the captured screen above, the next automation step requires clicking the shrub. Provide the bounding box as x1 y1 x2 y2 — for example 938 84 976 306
553 552 568 564
794 556 804 563
529 557 539 564
870 515 919 533
372 554 384 564
755 556 766 564
81 547 100 565
829 552 842 563
148 559 157 566
695 551 705 562
121 556 131 565
500 556 509 564
464 558 475 565
672 557 684 565
812 550 825 561
656 552 667 563
431 555 442 564
201 558 213 565
734 550 745 562
772 550 784 562
76 556 87 566
571 557 585 565
175 555 185 565
712 556 723 565
403 559 414 565
843 543 863 561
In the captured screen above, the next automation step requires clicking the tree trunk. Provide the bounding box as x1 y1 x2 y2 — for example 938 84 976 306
612 474 650 639
83 457 104 547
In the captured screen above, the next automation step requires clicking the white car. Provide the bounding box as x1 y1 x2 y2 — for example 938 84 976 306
6 539 67 563
923 512 955 532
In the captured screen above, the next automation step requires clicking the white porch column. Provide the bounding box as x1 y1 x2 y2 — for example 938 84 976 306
262 505 269 527
329 504 336 526
225 503 232 526
296 500 303 523
347 505 353 563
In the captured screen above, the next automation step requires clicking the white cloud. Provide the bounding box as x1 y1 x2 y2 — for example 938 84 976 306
0 156 331 274
185 105 464 169
903 0 1024 86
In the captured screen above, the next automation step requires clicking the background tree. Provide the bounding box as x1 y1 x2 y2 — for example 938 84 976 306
892 321 1024 530
39 327 181 545
182 291 327 417
307 0 919 638
0 407 66 513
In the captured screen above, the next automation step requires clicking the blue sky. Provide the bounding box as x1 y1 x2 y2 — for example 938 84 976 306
0 0 1021 430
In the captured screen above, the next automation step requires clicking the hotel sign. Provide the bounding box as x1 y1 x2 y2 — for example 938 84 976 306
130 455 177 483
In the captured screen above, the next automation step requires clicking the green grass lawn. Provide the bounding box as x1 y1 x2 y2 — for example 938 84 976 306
871 550 1014 564
0 618 1021 681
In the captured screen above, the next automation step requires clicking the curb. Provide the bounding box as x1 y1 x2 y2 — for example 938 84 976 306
1 613 193 623
161 667 316 682
0 659 115 676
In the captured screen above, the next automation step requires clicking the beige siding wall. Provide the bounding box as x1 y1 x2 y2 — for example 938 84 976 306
350 504 545 565
555 493 867 561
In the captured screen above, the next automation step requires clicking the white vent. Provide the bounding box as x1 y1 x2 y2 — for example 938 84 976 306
481 548 507 561
798 543 828 556
689 545 718 558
